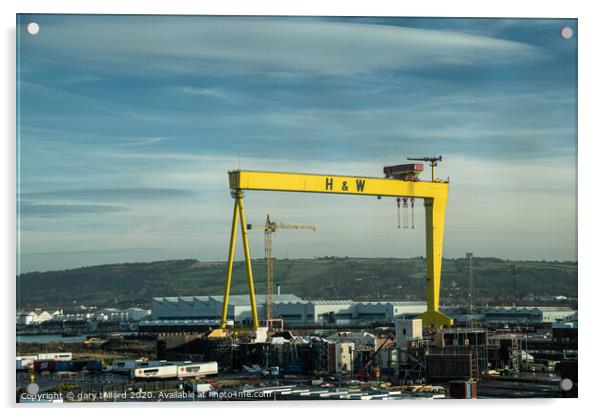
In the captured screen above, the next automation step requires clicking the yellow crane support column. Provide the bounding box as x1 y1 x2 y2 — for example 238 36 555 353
237 194 260 329
219 191 260 330
418 195 452 328
219 194 239 329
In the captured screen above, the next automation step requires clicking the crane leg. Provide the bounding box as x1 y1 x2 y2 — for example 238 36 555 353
237 193 260 329
419 197 453 328
220 195 240 329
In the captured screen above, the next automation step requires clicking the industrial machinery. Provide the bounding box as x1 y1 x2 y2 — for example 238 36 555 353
384 163 423 229
219 157 453 330
247 215 316 322
407 156 442 182
357 335 395 381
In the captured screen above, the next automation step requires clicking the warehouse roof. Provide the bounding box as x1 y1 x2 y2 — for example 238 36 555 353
152 296 430 308
482 306 574 313
310 300 354 305
357 301 427 306
152 294 302 306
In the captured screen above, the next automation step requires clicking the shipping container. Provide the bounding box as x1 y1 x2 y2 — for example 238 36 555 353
53 361 75 372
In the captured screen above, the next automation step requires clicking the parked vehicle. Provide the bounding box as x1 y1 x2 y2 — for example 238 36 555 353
177 362 218 378
36 353 72 361
132 362 218 380
132 365 179 379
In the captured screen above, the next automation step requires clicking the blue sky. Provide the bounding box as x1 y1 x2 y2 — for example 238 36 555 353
16 15 577 273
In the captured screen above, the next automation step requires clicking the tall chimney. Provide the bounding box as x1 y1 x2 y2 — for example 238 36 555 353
277 284 281 296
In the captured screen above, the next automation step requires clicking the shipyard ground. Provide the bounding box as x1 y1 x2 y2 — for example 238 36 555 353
16 319 577 402
17 344 568 402
17 368 564 402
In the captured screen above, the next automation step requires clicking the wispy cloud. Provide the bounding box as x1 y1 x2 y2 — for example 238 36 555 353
176 87 233 101
19 202 128 218
123 137 164 146
21 17 549 76
20 188 197 203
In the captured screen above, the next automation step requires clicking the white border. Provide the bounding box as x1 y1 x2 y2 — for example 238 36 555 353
2 1 600 414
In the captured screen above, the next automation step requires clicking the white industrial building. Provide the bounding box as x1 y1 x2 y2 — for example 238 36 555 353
125 307 151 321
150 295 427 325
17 307 151 325
16 310 62 325
36 311 52 323
151 294 303 322
96 308 127 321
274 300 427 324
16 311 39 325
479 306 576 323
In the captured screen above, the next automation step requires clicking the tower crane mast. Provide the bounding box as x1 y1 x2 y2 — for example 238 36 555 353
247 215 316 322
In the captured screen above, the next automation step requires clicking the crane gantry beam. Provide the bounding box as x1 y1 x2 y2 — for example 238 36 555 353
220 167 454 330
229 170 447 199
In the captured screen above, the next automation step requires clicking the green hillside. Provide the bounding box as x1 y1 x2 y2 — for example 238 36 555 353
16 257 577 309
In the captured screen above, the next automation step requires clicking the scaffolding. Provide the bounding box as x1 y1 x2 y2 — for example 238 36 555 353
397 339 430 384
433 328 489 379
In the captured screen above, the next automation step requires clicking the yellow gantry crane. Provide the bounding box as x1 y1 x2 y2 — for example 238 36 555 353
247 215 316 322
219 157 454 330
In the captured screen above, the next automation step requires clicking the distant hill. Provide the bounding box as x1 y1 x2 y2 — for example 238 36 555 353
16 257 578 310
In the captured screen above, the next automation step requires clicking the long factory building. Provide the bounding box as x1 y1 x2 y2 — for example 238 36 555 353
151 295 426 325
150 295 576 326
